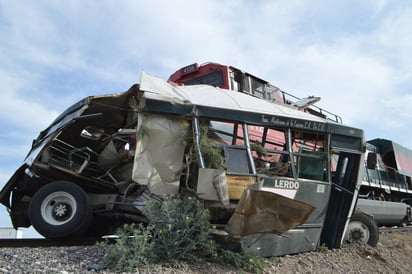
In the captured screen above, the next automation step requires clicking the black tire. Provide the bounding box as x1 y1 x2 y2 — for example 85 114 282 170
29 181 92 239
400 215 408 227
345 212 379 247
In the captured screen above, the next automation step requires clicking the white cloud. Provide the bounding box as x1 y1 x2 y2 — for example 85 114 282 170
0 69 59 131
1 1 412 184
1 1 411 128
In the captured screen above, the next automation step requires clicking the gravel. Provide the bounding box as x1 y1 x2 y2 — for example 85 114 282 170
0 231 411 273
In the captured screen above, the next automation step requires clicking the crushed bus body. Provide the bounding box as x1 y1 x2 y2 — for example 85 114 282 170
0 71 366 257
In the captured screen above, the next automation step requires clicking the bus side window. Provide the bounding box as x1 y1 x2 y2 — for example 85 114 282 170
250 127 291 177
224 147 252 174
297 149 327 181
292 131 326 181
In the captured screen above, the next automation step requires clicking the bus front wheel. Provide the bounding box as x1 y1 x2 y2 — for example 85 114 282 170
29 181 92 239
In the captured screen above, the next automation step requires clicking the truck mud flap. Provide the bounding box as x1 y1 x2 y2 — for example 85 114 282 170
0 164 27 209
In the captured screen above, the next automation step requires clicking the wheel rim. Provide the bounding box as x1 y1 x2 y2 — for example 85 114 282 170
40 191 77 226
346 220 370 243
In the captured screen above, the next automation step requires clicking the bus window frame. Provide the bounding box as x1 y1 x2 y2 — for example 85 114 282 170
201 119 331 182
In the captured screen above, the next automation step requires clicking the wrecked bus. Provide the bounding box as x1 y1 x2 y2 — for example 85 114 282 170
0 72 365 256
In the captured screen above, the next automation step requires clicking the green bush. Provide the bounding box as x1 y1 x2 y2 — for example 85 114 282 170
142 195 217 265
101 223 156 272
316 243 329 253
101 195 266 273
215 249 267 273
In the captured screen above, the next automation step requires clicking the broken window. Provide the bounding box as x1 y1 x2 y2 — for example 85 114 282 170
248 126 291 177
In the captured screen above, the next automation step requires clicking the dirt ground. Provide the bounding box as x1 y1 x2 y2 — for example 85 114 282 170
1 230 411 273
160 230 412 273
267 232 412 274
127 230 412 273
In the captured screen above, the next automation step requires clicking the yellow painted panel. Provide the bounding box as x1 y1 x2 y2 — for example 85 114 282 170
226 175 255 199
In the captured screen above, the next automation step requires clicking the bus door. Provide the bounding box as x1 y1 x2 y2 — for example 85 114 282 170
320 150 362 248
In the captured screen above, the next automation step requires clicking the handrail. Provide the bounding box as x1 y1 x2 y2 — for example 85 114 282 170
279 89 342 123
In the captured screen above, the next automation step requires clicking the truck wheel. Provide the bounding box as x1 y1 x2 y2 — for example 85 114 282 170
345 212 379 247
29 181 92 239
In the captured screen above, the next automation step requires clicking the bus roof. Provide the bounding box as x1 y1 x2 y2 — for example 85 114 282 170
140 72 363 138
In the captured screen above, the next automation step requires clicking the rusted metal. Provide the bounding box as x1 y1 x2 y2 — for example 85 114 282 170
225 188 315 237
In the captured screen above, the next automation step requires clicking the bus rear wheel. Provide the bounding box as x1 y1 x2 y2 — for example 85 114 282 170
29 181 92 239
345 212 379 247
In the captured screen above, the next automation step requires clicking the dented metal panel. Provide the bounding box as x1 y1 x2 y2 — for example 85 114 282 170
225 188 315 236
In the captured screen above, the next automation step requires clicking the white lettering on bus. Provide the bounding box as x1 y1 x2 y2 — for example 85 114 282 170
273 179 300 190
260 115 325 131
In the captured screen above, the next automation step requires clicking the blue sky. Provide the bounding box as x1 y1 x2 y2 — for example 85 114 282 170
1 0 412 235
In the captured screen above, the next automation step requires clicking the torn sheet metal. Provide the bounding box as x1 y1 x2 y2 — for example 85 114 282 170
132 114 188 196
225 188 315 237
196 168 229 206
